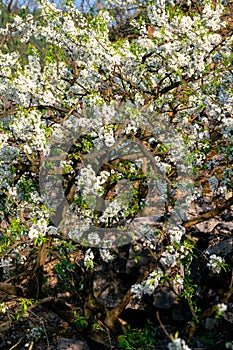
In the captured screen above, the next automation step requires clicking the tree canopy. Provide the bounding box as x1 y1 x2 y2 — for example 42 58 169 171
0 0 232 349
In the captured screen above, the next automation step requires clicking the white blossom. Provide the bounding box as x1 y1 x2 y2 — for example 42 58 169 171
217 303 227 314
132 268 164 298
207 254 225 274
160 246 180 267
88 232 101 246
0 303 9 314
100 249 114 262
0 257 12 278
168 226 185 245
168 338 191 350
84 248 95 269
28 218 48 240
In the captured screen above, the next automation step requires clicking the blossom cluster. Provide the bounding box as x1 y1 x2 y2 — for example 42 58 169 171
131 268 164 298
207 254 226 274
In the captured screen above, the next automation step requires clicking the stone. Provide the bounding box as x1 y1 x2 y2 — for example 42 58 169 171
153 287 176 309
204 318 219 330
57 338 90 350
205 238 233 256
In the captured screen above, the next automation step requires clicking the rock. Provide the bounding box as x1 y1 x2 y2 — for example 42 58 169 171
222 303 233 324
204 238 233 257
119 308 149 328
172 304 185 322
126 255 151 275
196 218 221 233
204 318 220 330
211 222 233 235
222 311 233 324
57 338 90 350
153 287 176 309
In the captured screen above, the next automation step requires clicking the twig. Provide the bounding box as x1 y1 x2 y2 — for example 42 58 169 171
28 341 34 350
9 338 23 350
97 320 113 350
156 311 171 340
29 310 50 350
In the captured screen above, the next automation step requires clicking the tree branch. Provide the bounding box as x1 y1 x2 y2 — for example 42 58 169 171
183 196 233 229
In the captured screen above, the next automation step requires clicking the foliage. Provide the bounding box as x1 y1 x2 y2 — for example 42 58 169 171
118 321 157 349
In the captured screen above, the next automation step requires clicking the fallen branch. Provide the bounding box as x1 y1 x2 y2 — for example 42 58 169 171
183 196 233 229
